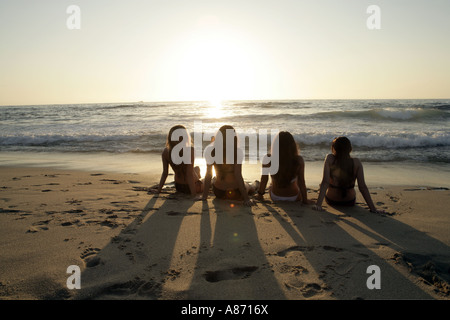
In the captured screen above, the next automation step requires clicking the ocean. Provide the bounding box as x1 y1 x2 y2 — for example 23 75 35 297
1 99 449 165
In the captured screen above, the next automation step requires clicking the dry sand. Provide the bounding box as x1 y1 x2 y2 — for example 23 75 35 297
0 165 449 301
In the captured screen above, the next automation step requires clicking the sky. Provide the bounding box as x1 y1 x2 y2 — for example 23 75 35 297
0 0 449 105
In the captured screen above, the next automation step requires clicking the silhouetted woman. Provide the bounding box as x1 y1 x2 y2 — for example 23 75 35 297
313 136 383 213
202 125 256 206
154 125 202 197
257 131 312 204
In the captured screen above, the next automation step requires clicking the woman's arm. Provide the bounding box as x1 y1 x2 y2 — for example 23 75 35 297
257 155 270 199
234 163 253 206
185 164 197 197
355 158 378 213
258 174 269 200
297 156 312 204
202 164 213 200
313 155 332 211
233 148 253 206
185 147 197 197
156 148 170 193
234 164 249 201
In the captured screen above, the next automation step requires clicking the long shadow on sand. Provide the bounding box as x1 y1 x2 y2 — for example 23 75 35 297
186 198 287 299
342 205 450 297
259 200 449 299
74 189 286 299
73 188 449 300
75 190 197 299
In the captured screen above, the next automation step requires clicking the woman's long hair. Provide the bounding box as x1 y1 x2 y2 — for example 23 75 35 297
210 125 239 182
166 125 191 176
272 131 299 188
213 125 238 165
330 136 354 189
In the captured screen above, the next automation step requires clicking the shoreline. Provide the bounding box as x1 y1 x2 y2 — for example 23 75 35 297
0 164 449 300
1 151 449 188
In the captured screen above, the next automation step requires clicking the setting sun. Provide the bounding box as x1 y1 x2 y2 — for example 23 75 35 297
171 15 257 102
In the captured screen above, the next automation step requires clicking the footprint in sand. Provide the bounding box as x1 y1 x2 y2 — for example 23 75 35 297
30 219 50 231
66 199 82 205
322 245 343 252
279 264 309 275
80 247 102 267
167 210 184 216
387 194 400 202
100 277 162 298
301 283 324 298
100 179 125 184
127 180 141 184
203 266 258 283
26 219 50 233
165 269 181 281
276 246 314 257
0 208 23 214
284 280 327 298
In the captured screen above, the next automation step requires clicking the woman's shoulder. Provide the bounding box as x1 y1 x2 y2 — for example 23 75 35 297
161 147 171 164
325 153 335 162
352 157 362 167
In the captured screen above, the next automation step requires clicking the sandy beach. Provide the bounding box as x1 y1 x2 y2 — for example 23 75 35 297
0 161 449 301
2 0 450 311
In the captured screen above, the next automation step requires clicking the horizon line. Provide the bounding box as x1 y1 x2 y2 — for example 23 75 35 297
1 97 450 107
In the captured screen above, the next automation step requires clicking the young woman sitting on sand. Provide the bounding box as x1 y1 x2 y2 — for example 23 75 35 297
313 136 384 213
153 125 203 197
256 131 313 204
201 125 257 207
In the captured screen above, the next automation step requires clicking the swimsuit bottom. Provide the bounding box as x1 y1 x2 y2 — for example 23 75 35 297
270 190 299 202
175 180 203 194
330 184 355 199
175 183 190 194
213 184 242 200
325 195 356 207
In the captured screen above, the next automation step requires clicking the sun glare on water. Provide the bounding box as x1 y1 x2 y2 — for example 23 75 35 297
206 99 229 119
